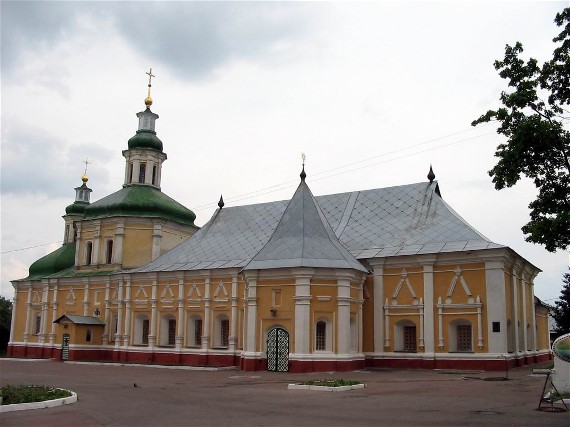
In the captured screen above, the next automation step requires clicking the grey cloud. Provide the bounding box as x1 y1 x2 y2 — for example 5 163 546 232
1 123 114 198
2 2 320 81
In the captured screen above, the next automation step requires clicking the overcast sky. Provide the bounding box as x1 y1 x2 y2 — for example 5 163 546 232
1 1 568 305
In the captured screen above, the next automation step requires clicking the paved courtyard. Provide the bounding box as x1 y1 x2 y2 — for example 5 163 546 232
0 359 568 426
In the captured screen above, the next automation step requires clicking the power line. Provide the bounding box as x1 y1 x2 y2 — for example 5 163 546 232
194 126 497 211
1 241 63 254
4 124 497 254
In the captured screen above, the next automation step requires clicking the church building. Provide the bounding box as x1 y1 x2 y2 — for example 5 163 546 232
8 78 551 372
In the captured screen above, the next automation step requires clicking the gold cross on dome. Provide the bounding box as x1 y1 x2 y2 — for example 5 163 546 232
146 68 155 86
83 158 91 174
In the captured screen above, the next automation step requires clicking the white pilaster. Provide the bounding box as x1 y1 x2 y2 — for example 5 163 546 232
294 270 312 355
202 275 211 349
337 278 351 355
521 272 528 351
244 272 258 353
123 279 132 347
40 282 49 344
230 274 238 352
83 280 89 316
103 280 111 345
512 268 520 353
485 261 507 353
370 260 385 354
151 224 162 260
112 223 125 265
114 279 124 348
24 287 32 343
9 290 18 344
176 279 184 349
49 283 58 345
149 279 157 348
421 261 435 354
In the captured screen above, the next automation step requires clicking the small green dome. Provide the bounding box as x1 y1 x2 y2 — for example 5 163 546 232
27 244 76 280
128 130 163 151
65 201 89 215
84 185 196 226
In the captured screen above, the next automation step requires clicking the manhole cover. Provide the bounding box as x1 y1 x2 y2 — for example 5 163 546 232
472 410 503 415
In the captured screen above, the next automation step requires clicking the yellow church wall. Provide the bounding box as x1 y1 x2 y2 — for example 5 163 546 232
12 289 28 340
383 267 423 305
256 282 295 337
122 227 153 268
159 224 195 256
432 263 487 353
534 304 549 350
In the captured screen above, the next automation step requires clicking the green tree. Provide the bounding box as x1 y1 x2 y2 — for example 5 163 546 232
0 296 12 331
472 7 570 252
553 268 570 335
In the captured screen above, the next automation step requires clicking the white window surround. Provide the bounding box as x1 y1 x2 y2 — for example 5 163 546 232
159 314 176 346
133 314 150 345
187 315 202 347
214 314 230 348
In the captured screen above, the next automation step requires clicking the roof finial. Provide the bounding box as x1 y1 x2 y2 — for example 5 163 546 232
427 164 435 183
300 152 306 181
145 68 155 108
82 158 91 183
218 194 225 209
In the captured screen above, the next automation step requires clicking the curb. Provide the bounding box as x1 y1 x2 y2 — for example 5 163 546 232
0 390 77 413
288 383 366 392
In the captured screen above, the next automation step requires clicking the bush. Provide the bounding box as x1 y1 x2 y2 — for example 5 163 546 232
0 385 71 405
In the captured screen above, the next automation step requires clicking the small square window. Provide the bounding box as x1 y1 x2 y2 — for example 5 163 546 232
492 322 500 333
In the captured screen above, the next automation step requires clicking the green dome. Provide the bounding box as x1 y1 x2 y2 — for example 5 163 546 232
84 185 196 226
27 244 76 280
128 130 163 151
65 201 89 215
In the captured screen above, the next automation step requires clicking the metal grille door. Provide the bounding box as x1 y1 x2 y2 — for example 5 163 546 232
267 328 289 372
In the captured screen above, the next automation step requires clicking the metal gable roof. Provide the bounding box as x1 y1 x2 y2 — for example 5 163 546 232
133 180 503 274
243 179 368 272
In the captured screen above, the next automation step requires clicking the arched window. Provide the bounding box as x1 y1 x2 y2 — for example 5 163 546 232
139 163 146 183
159 315 176 346
314 318 332 352
152 165 157 185
188 315 202 347
133 315 149 345
128 163 133 183
214 314 230 348
316 321 326 351
106 240 114 264
85 241 93 266
35 314 42 335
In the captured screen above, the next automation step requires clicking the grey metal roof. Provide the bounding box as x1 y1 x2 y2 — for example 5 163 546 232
53 315 105 325
134 180 504 274
243 179 368 272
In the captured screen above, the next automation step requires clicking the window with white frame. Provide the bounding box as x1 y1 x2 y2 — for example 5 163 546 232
106 240 113 264
159 315 176 346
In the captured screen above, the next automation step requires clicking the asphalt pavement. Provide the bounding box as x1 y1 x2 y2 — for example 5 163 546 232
0 359 568 426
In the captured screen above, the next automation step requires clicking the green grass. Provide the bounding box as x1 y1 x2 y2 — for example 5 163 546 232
301 379 362 387
0 385 71 405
